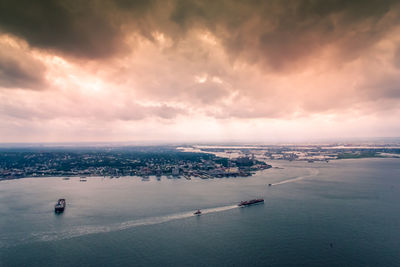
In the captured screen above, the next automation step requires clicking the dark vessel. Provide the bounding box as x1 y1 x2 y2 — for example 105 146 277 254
54 199 66 213
194 209 202 215
238 198 264 207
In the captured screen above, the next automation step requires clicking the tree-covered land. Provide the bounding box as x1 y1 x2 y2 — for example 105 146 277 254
0 146 270 180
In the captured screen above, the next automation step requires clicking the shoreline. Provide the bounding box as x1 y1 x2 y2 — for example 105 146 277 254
2 157 400 182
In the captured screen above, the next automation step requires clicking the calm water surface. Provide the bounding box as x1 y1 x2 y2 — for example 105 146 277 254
1 158 400 266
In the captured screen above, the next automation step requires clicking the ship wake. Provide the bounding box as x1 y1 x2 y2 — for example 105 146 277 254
23 204 239 245
270 168 319 186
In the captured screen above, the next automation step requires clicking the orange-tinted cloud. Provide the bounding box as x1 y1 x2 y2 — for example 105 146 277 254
0 0 400 142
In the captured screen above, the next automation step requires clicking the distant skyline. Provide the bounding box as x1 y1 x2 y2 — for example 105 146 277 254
1 0 400 142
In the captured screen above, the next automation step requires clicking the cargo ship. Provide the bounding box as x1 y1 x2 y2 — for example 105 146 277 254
238 198 264 207
54 199 66 213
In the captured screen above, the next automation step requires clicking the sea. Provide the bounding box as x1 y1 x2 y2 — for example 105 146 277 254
1 158 400 266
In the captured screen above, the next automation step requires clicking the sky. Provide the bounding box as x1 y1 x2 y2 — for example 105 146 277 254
0 0 400 143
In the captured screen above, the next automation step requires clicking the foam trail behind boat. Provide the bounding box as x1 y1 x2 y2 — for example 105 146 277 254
272 176 305 186
201 205 238 214
22 204 239 245
271 168 319 186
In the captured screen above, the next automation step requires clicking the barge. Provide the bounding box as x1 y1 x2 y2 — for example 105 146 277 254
238 198 264 207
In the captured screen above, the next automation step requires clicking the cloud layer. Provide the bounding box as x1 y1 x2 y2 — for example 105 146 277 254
0 0 400 142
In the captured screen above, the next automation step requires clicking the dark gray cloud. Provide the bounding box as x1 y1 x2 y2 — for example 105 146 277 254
164 0 400 71
1 0 399 67
360 73 400 100
0 44 47 90
0 0 131 58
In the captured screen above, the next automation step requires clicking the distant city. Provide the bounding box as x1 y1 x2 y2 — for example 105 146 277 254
0 146 270 180
185 143 400 161
1 143 399 181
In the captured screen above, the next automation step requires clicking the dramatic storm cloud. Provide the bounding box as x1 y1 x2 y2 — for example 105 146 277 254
0 0 399 142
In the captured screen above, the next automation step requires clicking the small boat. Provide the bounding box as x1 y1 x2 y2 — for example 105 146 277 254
80 177 87 182
54 199 66 213
238 198 264 207
62 177 70 180
194 209 202 215
268 184 272 186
